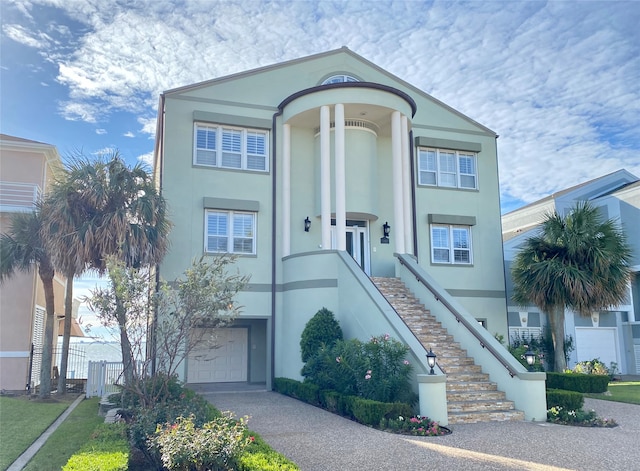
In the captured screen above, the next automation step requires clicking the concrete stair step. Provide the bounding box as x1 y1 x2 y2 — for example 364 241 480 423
446 372 491 382
448 409 525 425
439 364 483 374
448 399 516 413
447 390 506 402
446 381 498 392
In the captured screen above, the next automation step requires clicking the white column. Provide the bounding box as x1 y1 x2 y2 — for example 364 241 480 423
391 111 405 253
335 104 346 251
401 115 412 254
320 105 332 250
282 123 291 257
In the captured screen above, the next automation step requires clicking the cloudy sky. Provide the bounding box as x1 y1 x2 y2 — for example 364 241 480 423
2 0 639 212
2 0 639 336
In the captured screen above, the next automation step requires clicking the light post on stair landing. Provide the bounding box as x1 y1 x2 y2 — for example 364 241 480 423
426 348 437 375
524 348 536 372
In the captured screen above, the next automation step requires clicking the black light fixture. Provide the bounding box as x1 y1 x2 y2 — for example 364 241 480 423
426 348 437 375
524 348 536 372
380 221 390 244
304 216 311 232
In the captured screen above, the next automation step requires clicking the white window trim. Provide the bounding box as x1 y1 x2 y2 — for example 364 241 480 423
194 123 269 172
205 209 257 255
430 224 472 265
322 74 359 85
418 147 478 189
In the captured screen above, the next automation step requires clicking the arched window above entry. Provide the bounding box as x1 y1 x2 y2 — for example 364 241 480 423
321 74 359 85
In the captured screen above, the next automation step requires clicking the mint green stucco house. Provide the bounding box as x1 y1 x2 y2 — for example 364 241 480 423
153 48 546 424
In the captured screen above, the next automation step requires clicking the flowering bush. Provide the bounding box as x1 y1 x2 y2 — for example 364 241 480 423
302 334 417 404
151 413 251 471
547 406 617 427
567 358 617 378
382 415 450 436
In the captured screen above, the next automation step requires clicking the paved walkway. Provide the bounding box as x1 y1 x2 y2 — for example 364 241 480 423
206 391 640 471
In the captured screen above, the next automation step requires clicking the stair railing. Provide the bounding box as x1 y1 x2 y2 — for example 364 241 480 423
397 255 518 378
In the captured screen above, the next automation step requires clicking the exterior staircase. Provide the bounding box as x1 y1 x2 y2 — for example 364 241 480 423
371 277 525 424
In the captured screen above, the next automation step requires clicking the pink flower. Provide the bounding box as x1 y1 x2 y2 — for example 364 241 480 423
365 374 371 380
403 360 409 365
366 370 372 374
384 333 390 340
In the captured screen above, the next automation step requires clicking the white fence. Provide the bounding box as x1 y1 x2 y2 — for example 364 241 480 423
86 361 125 398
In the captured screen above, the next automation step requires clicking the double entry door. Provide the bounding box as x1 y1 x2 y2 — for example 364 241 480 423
331 219 370 274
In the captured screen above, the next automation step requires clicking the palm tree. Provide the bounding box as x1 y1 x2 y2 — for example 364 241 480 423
511 201 632 371
0 209 57 398
44 152 170 389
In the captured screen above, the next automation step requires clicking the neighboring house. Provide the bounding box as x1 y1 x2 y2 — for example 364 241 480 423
503 169 640 374
154 48 546 424
0 134 70 393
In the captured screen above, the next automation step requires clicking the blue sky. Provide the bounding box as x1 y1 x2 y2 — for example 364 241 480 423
2 0 639 337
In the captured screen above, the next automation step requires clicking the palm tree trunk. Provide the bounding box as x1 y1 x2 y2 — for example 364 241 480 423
38 266 56 398
547 305 567 372
114 289 135 387
57 269 74 395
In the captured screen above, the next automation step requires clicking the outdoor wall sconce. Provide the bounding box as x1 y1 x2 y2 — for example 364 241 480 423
380 221 390 244
304 216 311 232
426 348 437 375
524 348 536 372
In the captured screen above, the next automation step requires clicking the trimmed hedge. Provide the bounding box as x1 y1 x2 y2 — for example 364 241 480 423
238 432 300 471
274 377 321 405
62 423 129 471
274 377 412 427
546 389 584 411
546 372 609 393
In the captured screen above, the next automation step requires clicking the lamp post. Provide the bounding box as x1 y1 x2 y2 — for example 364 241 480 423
524 348 536 372
426 348 437 375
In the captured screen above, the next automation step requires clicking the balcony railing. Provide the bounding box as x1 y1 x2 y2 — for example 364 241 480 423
0 181 41 212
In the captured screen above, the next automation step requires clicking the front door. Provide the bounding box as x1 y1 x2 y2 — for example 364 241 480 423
332 220 370 274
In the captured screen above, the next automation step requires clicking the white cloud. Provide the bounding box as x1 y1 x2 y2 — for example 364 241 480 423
92 146 117 156
137 151 154 167
138 116 156 137
8 0 640 208
123 131 135 138
2 23 51 48
95 128 107 135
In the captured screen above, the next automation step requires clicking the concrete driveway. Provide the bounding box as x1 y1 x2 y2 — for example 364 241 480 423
203 390 640 471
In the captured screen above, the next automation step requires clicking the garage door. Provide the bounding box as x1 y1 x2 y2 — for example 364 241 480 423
187 328 248 383
575 327 619 367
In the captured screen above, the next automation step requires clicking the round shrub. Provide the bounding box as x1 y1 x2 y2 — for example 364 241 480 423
300 307 343 363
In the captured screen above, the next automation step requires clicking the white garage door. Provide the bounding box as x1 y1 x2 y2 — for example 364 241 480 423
187 328 248 383
575 327 619 367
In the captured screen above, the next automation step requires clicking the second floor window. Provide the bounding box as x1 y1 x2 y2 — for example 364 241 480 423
418 148 477 189
205 210 256 254
195 123 268 172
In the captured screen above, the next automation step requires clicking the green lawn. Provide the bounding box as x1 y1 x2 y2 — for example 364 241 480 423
0 395 75 471
585 381 640 405
22 397 103 471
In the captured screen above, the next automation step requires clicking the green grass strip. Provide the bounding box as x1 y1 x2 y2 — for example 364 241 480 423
585 381 640 405
0 395 74 471
22 397 103 471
